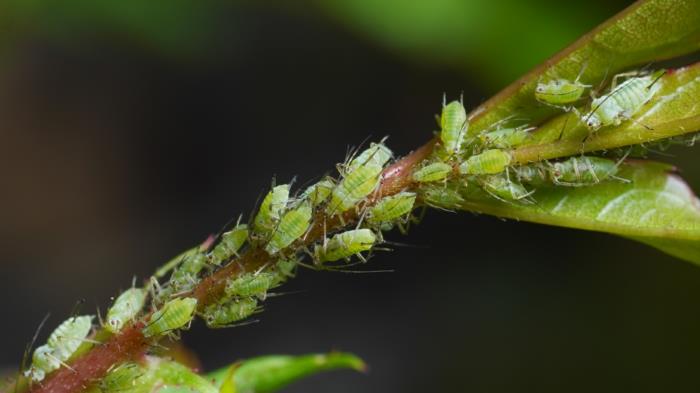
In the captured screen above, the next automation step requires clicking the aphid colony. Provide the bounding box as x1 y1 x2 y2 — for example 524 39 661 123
414 68 664 203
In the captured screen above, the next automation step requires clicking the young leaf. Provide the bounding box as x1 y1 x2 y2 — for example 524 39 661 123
431 161 700 264
208 352 366 393
513 61 700 163
469 0 700 133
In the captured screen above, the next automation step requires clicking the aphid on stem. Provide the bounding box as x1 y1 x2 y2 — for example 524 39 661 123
458 149 512 175
105 287 147 333
436 99 468 160
142 297 197 338
412 162 453 183
314 229 377 263
535 62 591 107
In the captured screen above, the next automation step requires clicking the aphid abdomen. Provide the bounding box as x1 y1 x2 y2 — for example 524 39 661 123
210 224 249 266
480 174 531 201
512 165 548 185
347 143 393 172
437 101 468 159
100 362 147 392
301 178 335 207
419 184 465 210
328 165 382 214
265 202 312 255
142 297 198 337
535 79 587 105
25 345 61 382
478 127 532 149
203 297 258 328
106 288 147 333
315 229 377 263
458 149 512 175
253 185 290 236
412 162 453 183
225 272 276 298
367 192 416 225
551 156 618 185
47 315 94 360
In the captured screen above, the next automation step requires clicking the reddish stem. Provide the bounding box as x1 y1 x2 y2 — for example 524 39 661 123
26 139 435 393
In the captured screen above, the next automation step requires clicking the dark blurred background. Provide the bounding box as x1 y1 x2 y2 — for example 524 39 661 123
3 1 700 392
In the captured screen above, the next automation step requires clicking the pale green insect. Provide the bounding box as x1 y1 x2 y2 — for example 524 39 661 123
148 357 218 393
225 272 276 298
479 174 533 202
419 184 465 210
458 149 512 175
327 164 382 215
272 259 297 286
163 252 208 299
511 164 549 186
253 184 290 235
99 362 147 393
265 202 312 255
583 70 664 131
346 142 393 173
142 297 197 337
535 77 590 106
412 162 453 183
315 229 376 263
300 178 335 207
478 125 534 149
209 224 249 266
203 297 258 328
217 352 366 393
549 156 621 186
106 288 147 333
366 192 416 226
437 100 468 160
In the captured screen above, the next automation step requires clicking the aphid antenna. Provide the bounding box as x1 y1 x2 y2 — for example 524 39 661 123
326 268 395 274
68 299 87 318
212 319 260 330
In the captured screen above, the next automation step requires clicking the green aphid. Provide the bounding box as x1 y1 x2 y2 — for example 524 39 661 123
203 297 258 328
367 192 416 226
147 357 218 393
412 162 453 183
226 272 276 298
549 156 621 186
217 352 366 393
511 164 549 186
272 259 297 286
535 78 590 106
154 245 199 279
142 297 197 337
106 287 147 333
315 229 376 263
210 224 249 266
419 184 465 210
480 174 533 202
99 362 148 393
265 202 312 255
583 70 664 131
328 164 382 215
253 184 290 236
478 125 534 149
437 100 468 160
346 142 393 173
459 149 512 175
300 178 335 207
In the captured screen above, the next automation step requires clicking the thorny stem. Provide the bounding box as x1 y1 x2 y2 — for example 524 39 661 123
26 139 437 393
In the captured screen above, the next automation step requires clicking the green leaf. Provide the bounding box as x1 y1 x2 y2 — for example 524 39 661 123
512 61 700 163
208 352 366 393
423 161 700 264
469 0 700 133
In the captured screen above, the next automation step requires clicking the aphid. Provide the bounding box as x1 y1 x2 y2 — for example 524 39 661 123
583 70 664 131
100 362 147 392
535 78 590 106
253 184 290 235
154 245 199 279
479 174 533 202
203 297 258 328
314 229 376 263
106 287 147 333
265 202 312 255
510 164 548 186
327 165 382 215
142 297 197 337
148 357 218 393
164 252 208 298
436 100 468 160
458 149 512 175
225 272 276 298
366 192 416 226
548 156 621 186
419 184 465 210
412 162 453 183
209 224 249 266
300 178 335 207
346 142 393 173
478 125 535 149
272 259 297 286
24 315 94 382
46 315 94 360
